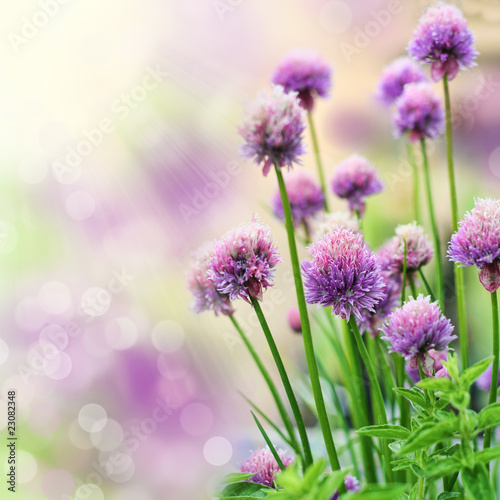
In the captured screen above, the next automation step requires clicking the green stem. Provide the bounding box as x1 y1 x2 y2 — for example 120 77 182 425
418 268 436 302
394 353 410 432
375 337 397 421
342 321 378 483
317 356 361 479
407 142 420 224
229 316 301 457
417 472 426 500
420 138 444 309
307 113 329 212
250 298 313 467
443 75 468 370
408 273 418 299
274 165 343 479
484 291 499 458
349 317 393 482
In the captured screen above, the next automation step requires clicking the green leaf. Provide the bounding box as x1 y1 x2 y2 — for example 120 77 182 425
221 481 272 498
221 473 260 485
357 424 410 440
477 403 500 431
417 377 454 392
398 419 458 455
391 458 418 471
251 412 285 471
394 387 428 411
473 445 500 464
347 484 409 499
461 463 495 500
421 457 461 479
437 493 461 500
460 357 493 389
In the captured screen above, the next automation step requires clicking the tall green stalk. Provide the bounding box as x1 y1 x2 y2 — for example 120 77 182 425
250 298 313 467
229 315 301 458
443 74 468 370
307 113 329 212
274 165 343 481
407 142 420 224
420 138 444 309
484 290 499 456
342 320 378 483
349 317 394 483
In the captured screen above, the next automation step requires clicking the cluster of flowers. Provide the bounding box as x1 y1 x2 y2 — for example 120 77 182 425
187 2 500 495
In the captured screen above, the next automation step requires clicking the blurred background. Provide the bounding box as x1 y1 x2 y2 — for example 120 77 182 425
0 0 499 498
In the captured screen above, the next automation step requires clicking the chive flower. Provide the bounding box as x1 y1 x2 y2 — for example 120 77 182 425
331 475 360 500
393 82 444 142
240 447 294 488
330 154 383 217
271 49 332 112
272 170 325 227
376 57 427 106
239 85 306 176
301 227 386 321
407 2 478 82
448 198 500 293
381 295 456 375
187 244 234 316
208 217 282 303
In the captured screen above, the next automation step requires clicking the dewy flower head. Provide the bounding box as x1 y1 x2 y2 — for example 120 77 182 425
239 85 306 176
448 198 500 292
272 170 324 227
331 475 360 500
407 1 478 82
240 447 294 488
393 82 444 142
301 227 386 321
312 211 360 241
187 243 234 316
381 295 456 374
376 57 428 106
208 216 282 304
385 222 434 274
331 154 383 217
271 49 332 112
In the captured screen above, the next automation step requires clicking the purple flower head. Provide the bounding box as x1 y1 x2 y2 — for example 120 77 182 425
272 170 325 227
331 154 383 217
208 217 282 304
407 349 448 383
331 474 360 500
407 2 478 82
384 222 434 274
239 85 307 176
301 227 386 321
448 198 500 293
240 447 294 488
187 244 234 316
393 82 444 142
477 362 500 392
287 307 302 333
376 57 428 106
271 49 332 112
312 211 360 242
381 295 456 374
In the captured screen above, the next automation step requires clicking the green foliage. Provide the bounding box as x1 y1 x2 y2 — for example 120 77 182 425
219 480 273 499
461 463 495 500
268 460 348 500
357 424 411 440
